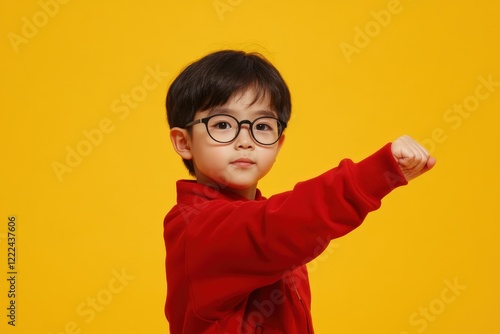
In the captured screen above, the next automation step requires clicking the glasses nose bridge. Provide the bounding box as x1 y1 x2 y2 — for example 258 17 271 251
236 119 253 134
238 119 253 128
234 119 255 143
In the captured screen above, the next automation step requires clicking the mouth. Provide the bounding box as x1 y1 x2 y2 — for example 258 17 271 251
230 158 255 167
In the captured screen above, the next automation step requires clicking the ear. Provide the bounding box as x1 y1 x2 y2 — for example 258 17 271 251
276 133 285 152
170 127 193 160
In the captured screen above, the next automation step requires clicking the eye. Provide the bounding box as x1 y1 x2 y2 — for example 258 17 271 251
212 121 232 130
254 119 277 132
207 115 237 132
255 123 271 131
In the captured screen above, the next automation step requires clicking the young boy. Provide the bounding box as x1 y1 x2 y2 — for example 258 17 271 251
164 50 435 334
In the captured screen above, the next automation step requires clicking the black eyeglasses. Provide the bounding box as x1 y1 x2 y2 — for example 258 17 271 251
184 114 287 145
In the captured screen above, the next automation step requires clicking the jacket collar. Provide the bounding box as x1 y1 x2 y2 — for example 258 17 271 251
176 180 264 204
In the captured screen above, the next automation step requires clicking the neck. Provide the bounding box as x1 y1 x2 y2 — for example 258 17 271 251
195 178 257 200
230 187 257 200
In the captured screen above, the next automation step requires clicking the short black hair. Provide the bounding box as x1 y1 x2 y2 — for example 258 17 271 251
166 50 292 175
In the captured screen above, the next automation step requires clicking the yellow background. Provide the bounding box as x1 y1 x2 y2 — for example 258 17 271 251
1 1 499 333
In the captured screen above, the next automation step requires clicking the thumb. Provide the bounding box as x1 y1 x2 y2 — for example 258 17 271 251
421 156 437 174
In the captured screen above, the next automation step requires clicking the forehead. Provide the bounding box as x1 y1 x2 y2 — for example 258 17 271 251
204 87 277 118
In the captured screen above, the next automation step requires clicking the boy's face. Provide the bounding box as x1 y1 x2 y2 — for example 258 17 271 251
171 87 285 199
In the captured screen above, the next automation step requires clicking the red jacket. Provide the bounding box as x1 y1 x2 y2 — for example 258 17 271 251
164 144 407 333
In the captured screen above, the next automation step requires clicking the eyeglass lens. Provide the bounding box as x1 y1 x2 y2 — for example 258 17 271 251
206 115 282 145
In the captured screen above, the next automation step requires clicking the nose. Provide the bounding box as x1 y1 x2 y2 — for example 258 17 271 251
234 123 254 150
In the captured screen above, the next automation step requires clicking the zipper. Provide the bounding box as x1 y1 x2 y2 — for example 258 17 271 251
289 273 302 301
289 273 311 334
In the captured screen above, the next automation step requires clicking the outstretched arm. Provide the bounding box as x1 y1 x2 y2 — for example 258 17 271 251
392 135 436 181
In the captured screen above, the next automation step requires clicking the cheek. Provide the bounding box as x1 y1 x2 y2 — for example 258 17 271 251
191 142 227 170
259 148 280 169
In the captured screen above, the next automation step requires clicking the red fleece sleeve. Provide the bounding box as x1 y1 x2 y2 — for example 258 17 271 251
179 143 407 318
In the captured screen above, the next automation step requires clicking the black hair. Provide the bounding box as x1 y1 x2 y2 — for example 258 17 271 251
166 50 291 175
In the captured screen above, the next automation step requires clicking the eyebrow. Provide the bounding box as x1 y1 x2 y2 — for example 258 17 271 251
207 107 278 118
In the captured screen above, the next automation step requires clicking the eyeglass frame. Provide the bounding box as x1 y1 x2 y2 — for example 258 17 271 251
184 113 287 146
